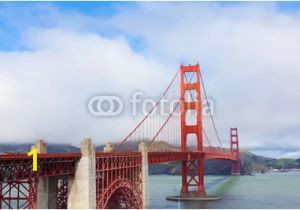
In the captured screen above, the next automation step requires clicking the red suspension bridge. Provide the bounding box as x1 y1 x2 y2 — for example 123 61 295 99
0 63 240 209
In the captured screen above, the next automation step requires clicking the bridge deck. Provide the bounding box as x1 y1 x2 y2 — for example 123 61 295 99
0 151 236 164
0 150 236 182
148 151 236 164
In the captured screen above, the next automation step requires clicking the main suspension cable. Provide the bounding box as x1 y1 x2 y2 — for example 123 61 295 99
116 69 180 150
199 70 223 149
149 70 196 145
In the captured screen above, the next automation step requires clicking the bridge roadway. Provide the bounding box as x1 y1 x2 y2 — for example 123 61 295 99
148 151 235 163
0 150 235 182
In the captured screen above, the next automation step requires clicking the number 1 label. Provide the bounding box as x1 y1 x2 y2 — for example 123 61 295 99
27 146 38 171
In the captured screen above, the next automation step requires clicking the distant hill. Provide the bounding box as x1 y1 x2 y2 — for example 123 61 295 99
0 143 79 153
1 142 299 175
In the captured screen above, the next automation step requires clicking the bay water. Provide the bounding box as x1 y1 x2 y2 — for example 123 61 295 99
149 172 300 208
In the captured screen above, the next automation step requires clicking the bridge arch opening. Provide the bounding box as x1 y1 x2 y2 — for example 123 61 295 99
101 178 142 209
105 186 140 209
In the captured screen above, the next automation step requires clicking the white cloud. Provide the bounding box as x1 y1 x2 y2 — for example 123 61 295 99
106 2 300 156
1 3 300 158
0 29 169 145
281 151 300 159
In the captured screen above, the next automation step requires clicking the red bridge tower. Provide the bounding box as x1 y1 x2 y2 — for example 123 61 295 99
230 128 241 175
180 64 205 197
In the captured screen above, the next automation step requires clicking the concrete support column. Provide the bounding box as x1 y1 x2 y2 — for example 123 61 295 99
103 143 113 152
36 140 50 209
48 177 58 208
67 138 96 209
139 142 149 209
35 139 58 208
36 139 46 153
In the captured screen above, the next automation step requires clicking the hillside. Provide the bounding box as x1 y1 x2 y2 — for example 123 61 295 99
1 142 299 175
0 143 79 153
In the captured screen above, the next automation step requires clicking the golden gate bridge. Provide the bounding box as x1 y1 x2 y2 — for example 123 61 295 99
0 63 240 209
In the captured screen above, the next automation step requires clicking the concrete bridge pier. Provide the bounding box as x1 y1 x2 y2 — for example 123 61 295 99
139 142 149 209
35 139 58 209
103 143 113 152
67 138 96 209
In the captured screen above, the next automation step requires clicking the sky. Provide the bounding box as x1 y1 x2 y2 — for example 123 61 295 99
0 2 300 158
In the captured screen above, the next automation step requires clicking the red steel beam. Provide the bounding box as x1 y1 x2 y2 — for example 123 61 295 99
0 153 81 183
148 151 237 164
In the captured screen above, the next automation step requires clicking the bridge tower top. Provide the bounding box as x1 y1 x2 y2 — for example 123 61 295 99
180 63 202 152
230 128 239 154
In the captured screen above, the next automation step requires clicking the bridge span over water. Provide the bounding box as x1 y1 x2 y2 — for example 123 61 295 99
0 64 240 209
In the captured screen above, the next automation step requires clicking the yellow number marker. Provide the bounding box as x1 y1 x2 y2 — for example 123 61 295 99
27 146 38 171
